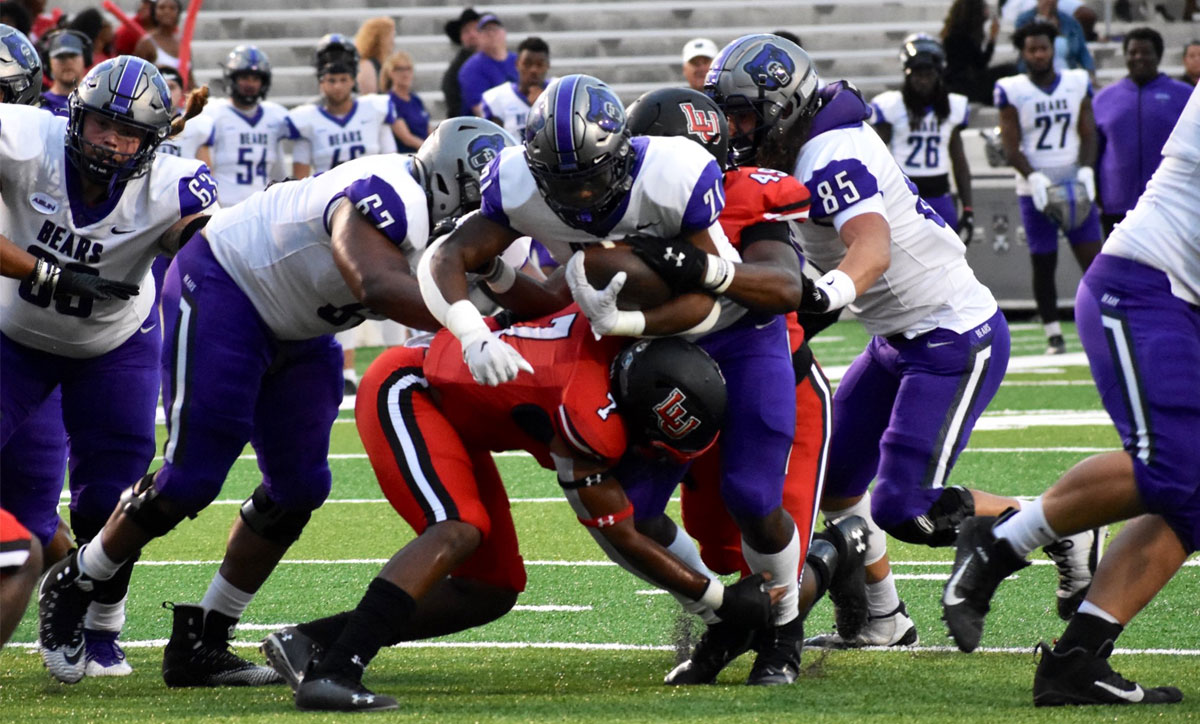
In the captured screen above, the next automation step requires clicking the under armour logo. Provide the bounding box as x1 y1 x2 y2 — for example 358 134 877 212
662 247 686 268
848 527 866 554
595 515 617 527
352 694 375 705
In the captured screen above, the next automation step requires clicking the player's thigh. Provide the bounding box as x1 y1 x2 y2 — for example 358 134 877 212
0 391 67 546
0 333 60 446
681 446 744 576
1077 255 1200 551
450 449 526 593
250 336 343 511
825 339 898 499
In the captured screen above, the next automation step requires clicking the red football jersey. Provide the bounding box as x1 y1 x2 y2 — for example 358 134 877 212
718 167 811 249
423 306 629 468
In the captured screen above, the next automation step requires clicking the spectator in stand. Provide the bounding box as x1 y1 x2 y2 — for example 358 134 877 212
1016 0 1095 78
482 35 548 139
39 29 88 115
145 0 181 71
67 8 113 67
941 0 1001 105
111 1 155 61
441 7 480 120
458 12 515 117
0 2 32 36
1003 0 1098 42
681 37 717 91
1183 40 1200 86
354 16 394 95
16 0 62 42
381 50 428 152
1093 28 1191 237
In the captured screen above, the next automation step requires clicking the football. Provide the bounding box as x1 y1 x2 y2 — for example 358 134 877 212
581 242 674 311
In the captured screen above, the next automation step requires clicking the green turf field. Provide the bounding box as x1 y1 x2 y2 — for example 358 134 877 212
2 320 1197 722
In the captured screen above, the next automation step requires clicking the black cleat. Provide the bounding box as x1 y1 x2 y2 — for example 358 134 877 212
1033 640 1183 706
815 515 870 641
663 620 755 685
37 549 95 684
746 617 804 686
262 626 323 693
1045 335 1067 355
295 675 398 712
941 515 1030 653
162 603 284 687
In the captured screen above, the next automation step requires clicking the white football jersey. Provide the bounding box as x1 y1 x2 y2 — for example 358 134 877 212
203 154 429 340
158 113 213 160
288 95 398 174
1104 84 1200 304
481 81 541 139
870 90 970 178
202 98 295 206
994 70 1092 194
0 105 218 358
793 93 996 338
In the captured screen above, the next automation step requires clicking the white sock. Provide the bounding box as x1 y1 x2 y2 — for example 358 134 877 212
84 597 127 632
665 525 715 580
198 572 255 620
78 540 123 581
1044 321 1063 338
1076 600 1121 625
741 525 800 626
866 573 900 618
994 496 1058 558
343 368 359 383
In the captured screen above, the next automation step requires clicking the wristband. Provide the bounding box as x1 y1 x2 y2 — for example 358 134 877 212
606 310 646 337
816 269 856 311
702 254 736 294
698 578 725 610
484 259 517 294
30 257 61 288
445 299 491 346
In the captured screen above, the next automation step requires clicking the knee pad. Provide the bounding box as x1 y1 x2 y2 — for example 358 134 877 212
239 484 313 546
886 486 974 547
119 471 190 538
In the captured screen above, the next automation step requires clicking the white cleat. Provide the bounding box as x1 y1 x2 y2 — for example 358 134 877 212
1044 527 1105 620
804 602 919 648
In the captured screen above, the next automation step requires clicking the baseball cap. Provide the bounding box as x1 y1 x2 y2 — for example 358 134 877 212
48 31 86 58
476 13 502 30
681 38 719 64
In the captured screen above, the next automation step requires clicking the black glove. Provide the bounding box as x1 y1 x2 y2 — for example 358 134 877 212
627 235 708 293
430 215 459 240
713 572 774 629
798 273 832 314
28 258 139 301
957 208 975 245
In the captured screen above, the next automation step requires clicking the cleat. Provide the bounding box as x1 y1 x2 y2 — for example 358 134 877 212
942 515 1030 653
815 515 870 641
1033 640 1183 706
84 629 133 677
343 376 358 397
804 601 919 648
1045 335 1067 355
664 620 754 685
37 549 94 684
262 626 323 693
1043 527 1104 620
745 617 804 686
162 603 284 687
295 675 398 712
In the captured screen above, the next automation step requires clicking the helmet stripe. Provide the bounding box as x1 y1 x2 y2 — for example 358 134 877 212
109 57 143 114
553 75 579 170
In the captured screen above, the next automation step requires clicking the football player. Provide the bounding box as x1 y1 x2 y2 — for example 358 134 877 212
481 35 551 139
705 34 1097 648
0 508 41 648
870 34 975 243
261 319 781 711
200 44 294 206
942 83 1199 707
2 56 217 683
0 23 42 106
288 34 397 179
996 22 1101 355
33 119 519 689
621 87 869 685
419 74 809 685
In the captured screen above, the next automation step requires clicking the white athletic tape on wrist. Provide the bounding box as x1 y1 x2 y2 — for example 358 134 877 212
445 299 492 346
606 310 646 337
703 254 735 294
699 578 725 611
817 269 857 311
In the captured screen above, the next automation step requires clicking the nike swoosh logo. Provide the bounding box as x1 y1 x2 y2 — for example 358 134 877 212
636 222 654 231
63 641 84 665
1094 681 1144 702
110 226 137 235
927 341 954 348
755 319 774 329
139 324 157 334
942 554 971 607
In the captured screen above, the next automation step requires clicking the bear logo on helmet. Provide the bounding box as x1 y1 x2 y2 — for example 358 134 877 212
585 85 624 133
743 44 795 91
466 133 508 171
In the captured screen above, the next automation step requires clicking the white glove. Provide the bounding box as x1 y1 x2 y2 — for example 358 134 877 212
445 300 533 386
565 252 645 336
1076 166 1095 202
1028 171 1052 211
